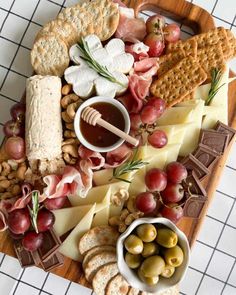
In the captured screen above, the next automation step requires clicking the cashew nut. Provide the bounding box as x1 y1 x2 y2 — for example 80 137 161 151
0 179 11 189
62 138 78 146
62 111 73 123
63 153 77 165
61 94 79 109
62 144 78 158
1 162 11 176
11 184 21 196
65 123 74 130
16 164 27 180
7 159 18 171
0 164 2 174
7 171 17 180
109 216 120 226
61 84 72 96
67 101 82 120
0 176 6 181
64 130 76 138
15 157 26 164
0 192 12 199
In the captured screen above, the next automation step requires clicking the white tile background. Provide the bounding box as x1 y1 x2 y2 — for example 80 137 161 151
0 0 236 294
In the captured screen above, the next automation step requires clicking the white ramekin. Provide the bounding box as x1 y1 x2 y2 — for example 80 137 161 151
74 96 130 153
117 217 190 294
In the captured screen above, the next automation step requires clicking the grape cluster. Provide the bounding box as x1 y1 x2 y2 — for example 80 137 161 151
135 161 188 224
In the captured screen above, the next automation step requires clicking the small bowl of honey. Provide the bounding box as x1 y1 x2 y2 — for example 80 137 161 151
74 96 131 153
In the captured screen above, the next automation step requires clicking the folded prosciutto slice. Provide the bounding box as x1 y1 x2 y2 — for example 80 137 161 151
105 143 132 168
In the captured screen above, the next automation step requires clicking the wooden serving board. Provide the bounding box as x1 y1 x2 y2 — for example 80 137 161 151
0 0 236 287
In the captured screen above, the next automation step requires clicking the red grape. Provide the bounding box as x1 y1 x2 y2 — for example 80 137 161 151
37 209 55 232
148 130 168 148
140 106 159 125
130 113 142 131
3 120 24 137
10 103 25 122
160 204 183 224
164 24 180 43
146 14 165 34
22 231 43 251
144 33 165 57
161 183 184 203
44 196 67 210
135 192 157 214
146 97 166 117
5 136 25 160
166 161 188 184
145 168 167 192
8 209 31 234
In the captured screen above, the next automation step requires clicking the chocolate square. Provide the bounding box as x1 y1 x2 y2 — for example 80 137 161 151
40 252 64 272
183 196 207 219
193 143 220 169
38 229 61 262
182 171 207 197
215 121 236 145
181 154 210 180
199 129 229 154
14 241 35 268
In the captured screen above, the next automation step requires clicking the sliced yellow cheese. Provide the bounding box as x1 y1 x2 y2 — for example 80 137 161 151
156 107 193 125
93 169 115 186
129 166 146 196
110 204 123 217
176 98 200 107
59 204 96 261
164 143 181 166
92 187 111 227
145 147 168 171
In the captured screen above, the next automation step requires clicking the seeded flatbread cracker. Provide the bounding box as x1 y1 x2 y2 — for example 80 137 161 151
197 44 226 78
151 57 207 107
85 251 117 282
31 34 69 77
128 288 140 295
79 225 119 255
35 19 78 47
166 39 197 57
92 262 119 295
106 274 130 295
139 284 179 295
82 245 116 269
226 29 236 59
157 50 185 76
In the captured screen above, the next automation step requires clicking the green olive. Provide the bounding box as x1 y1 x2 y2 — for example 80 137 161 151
140 255 165 277
136 224 157 242
125 252 142 269
142 242 159 258
138 268 159 286
163 245 184 267
124 234 143 254
161 264 175 278
156 228 178 248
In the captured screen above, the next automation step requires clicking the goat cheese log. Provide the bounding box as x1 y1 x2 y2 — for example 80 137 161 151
25 75 65 176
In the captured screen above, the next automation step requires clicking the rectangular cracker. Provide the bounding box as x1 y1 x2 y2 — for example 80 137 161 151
226 29 236 59
157 49 186 76
166 39 197 57
150 57 207 107
197 44 226 78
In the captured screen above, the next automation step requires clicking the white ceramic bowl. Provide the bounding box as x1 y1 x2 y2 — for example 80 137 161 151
74 96 130 153
117 217 190 293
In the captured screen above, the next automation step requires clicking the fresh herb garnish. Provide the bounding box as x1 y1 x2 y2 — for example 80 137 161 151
28 191 40 233
111 150 149 183
77 38 125 87
205 68 225 106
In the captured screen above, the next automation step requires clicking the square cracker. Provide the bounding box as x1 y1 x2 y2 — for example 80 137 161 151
151 57 207 107
166 39 197 57
157 49 186 76
226 29 236 59
197 44 226 78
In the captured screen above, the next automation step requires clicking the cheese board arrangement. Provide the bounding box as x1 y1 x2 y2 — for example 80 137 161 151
0 0 236 294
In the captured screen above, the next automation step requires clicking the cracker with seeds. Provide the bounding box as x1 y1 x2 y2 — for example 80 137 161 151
157 49 186 76
226 29 236 59
151 57 207 107
167 39 197 57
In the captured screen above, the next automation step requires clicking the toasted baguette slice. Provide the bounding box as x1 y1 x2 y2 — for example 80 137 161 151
79 226 119 255
92 262 119 295
106 274 130 295
85 251 117 282
128 288 139 295
82 245 116 269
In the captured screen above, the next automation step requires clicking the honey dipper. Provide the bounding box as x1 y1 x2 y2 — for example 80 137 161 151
81 106 139 147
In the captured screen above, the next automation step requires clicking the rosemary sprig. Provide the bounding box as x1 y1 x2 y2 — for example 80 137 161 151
111 150 149 183
205 68 225 106
77 38 125 87
28 191 40 233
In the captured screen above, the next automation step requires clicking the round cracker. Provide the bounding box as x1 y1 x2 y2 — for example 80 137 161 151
127 288 139 295
31 34 69 77
106 274 130 295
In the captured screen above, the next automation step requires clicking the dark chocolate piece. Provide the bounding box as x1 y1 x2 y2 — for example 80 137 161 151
40 252 64 272
199 129 229 154
38 229 61 262
215 121 236 145
182 171 207 197
193 143 220 169
14 241 35 268
32 250 41 266
183 196 207 219
181 154 210 180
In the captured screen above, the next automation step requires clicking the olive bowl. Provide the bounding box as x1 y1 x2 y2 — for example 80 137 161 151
116 217 190 293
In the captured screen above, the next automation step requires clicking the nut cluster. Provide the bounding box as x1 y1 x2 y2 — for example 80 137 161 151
0 159 27 200
61 84 83 164
109 195 144 233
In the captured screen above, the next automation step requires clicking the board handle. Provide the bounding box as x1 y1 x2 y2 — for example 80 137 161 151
124 0 215 33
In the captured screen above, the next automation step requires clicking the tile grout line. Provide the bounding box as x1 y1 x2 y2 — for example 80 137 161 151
220 258 236 294
0 0 16 34
196 240 236 260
